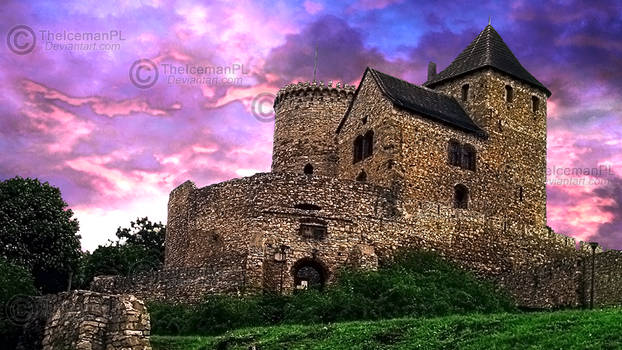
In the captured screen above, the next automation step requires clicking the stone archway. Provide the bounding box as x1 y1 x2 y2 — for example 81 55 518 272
292 258 326 290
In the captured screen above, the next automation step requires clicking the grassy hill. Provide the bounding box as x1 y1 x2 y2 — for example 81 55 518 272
151 309 622 350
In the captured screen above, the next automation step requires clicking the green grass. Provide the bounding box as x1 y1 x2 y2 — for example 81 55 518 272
151 309 622 350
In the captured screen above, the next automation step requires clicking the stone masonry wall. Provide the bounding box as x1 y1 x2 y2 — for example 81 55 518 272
91 265 245 303
337 68 547 230
18 290 151 350
155 171 582 301
500 249 622 309
432 69 548 228
272 81 355 177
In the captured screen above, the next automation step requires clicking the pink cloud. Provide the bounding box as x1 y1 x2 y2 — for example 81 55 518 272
303 1 324 14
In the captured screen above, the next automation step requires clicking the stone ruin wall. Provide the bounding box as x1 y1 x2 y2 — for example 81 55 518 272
271 81 355 177
17 290 151 350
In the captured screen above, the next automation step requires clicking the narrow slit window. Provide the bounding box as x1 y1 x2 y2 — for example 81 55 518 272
461 84 469 102
532 96 539 113
505 85 513 102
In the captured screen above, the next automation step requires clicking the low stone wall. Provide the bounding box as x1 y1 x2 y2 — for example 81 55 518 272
18 290 151 350
90 264 246 303
500 250 622 309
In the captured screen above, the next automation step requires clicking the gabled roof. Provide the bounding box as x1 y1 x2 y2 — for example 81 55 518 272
336 67 485 136
424 25 551 97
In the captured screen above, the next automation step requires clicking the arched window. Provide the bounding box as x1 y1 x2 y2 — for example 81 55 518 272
462 144 476 171
454 184 469 209
448 140 461 166
505 85 513 102
531 96 539 113
353 131 374 163
364 130 374 158
461 84 469 102
303 163 313 175
356 170 367 182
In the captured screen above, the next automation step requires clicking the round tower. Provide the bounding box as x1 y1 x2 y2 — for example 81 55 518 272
272 81 356 177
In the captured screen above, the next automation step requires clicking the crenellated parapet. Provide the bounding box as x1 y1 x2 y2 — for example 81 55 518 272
274 80 356 111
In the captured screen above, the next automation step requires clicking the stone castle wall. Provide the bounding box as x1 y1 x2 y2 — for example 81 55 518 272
500 250 622 309
272 81 355 177
91 265 246 303
125 171 581 303
17 290 151 350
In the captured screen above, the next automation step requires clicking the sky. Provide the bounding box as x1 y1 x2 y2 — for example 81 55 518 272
1 0 621 251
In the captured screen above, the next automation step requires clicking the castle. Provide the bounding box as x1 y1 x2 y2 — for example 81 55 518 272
93 25 622 308
163 24 570 290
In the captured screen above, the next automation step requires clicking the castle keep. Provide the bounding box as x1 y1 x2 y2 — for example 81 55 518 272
93 25 621 307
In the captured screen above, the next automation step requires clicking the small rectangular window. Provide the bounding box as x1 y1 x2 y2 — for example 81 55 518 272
532 96 539 113
505 85 513 102
300 224 326 240
461 84 469 102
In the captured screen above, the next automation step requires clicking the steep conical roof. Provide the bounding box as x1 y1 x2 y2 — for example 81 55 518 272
424 25 551 96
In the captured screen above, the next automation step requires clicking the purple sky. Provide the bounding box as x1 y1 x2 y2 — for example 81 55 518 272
1 0 621 251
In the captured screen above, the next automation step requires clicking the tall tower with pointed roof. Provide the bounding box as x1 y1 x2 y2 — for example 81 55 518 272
425 24 550 227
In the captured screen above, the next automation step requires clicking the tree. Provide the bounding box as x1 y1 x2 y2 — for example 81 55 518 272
0 258 37 348
115 216 166 263
0 177 81 293
78 217 165 288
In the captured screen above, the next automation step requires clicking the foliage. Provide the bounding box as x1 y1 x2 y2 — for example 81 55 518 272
151 308 622 350
149 250 515 336
0 258 38 348
0 176 81 293
76 217 165 288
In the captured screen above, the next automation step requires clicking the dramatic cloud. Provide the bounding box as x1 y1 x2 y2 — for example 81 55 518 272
1 0 621 250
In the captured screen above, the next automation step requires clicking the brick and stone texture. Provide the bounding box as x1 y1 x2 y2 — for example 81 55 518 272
500 249 622 309
18 290 151 350
272 81 355 177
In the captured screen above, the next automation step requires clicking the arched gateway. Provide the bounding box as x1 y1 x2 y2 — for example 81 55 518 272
292 258 327 290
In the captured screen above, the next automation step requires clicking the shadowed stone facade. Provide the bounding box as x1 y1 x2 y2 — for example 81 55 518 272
93 24 621 308
17 290 151 350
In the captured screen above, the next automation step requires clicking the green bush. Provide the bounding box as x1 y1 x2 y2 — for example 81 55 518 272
149 250 516 336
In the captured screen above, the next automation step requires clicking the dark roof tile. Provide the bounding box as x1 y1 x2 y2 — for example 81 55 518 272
367 68 486 137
